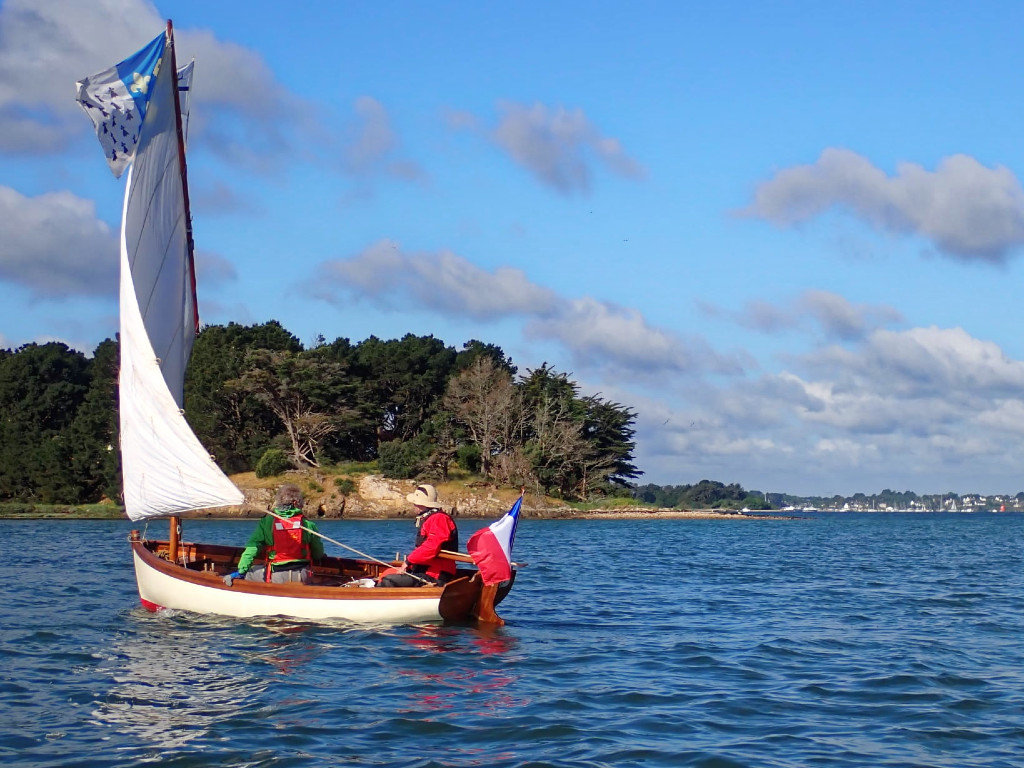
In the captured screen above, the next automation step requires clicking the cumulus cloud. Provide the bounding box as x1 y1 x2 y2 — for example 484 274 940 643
0 185 116 297
526 297 743 376
308 242 1024 494
0 0 162 152
338 96 424 184
310 241 558 319
741 148 1024 263
450 101 644 194
308 242 731 376
0 0 320 174
630 322 1024 496
727 289 904 341
816 326 1024 398
174 27 321 174
729 326 1024 451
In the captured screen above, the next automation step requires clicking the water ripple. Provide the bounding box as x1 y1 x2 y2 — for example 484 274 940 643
2 515 1024 767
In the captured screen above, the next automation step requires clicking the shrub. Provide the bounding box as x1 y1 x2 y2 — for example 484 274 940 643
456 443 481 474
334 477 356 495
378 439 430 479
255 448 290 478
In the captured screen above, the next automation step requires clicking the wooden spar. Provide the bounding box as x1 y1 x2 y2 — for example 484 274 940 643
168 515 181 563
440 549 527 567
165 21 199 564
165 19 200 335
439 549 474 563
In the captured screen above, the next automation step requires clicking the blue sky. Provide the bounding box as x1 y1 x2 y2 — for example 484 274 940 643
3 0 1024 497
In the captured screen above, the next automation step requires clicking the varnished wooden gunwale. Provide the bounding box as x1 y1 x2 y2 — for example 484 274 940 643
130 538 514 622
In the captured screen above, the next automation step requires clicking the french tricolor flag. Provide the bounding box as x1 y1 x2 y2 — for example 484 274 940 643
467 495 522 585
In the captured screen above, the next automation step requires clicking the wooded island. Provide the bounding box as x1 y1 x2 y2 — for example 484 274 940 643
0 321 640 506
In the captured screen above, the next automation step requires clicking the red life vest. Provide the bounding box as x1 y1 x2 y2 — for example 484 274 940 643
410 510 459 579
270 514 311 566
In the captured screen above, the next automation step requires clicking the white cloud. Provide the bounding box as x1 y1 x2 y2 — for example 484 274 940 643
310 240 558 319
629 323 1024 495
451 100 644 194
803 326 1024 398
741 148 1024 262
0 0 321 174
526 297 743 376
729 289 905 341
0 185 116 297
308 242 730 376
338 96 424 184
0 0 163 152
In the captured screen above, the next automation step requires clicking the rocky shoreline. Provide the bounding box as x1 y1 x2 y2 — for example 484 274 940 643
0 475 787 521
183 475 776 521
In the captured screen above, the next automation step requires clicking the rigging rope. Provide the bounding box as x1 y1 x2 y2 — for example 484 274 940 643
265 508 433 586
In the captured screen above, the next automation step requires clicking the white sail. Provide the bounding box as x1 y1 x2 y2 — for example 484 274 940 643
118 32 242 521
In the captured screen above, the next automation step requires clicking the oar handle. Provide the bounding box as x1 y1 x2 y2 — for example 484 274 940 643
440 549 527 567
439 549 474 563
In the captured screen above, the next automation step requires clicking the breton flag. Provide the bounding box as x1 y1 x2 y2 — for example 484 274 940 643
75 31 166 178
467 495 522 585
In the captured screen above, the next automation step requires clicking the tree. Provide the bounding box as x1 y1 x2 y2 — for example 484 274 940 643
0 342 91 502
518 365 586 497
348 334 458 446
521 391 585 495
443 356 523 479
228 349 350 468
310 337 378 460
185 321 302 472
454 339 517 377
65 338 120 502
572 395 641 498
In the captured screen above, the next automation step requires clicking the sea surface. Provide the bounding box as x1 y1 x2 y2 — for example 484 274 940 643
2 512 1024 768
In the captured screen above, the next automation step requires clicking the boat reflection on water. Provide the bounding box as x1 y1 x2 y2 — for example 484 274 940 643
393 625 525 717
91 611 268 751
401 623 516 655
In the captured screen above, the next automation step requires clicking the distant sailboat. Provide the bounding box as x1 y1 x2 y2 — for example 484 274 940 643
78 22 515 624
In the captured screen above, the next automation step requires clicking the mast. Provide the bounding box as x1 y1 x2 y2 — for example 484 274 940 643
167 20 200 337
166 19 193 562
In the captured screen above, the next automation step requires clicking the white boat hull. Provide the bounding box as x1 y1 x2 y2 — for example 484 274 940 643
134 547 443 624
129 538 511 624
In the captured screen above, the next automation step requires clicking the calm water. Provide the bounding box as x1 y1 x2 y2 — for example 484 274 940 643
2 513 1024 767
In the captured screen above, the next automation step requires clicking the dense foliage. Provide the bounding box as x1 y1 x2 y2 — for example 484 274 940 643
0 322 640 504
631 480 771 511
0 341 118 504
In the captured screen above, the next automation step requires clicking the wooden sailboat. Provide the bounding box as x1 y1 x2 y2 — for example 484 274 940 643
79 22 515 625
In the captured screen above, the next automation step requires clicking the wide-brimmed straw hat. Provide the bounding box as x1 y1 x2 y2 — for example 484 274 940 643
406 483 443 509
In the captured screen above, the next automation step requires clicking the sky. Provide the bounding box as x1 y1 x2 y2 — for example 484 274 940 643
3 0 1024 497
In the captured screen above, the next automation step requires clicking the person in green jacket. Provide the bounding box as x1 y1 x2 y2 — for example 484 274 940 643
223 484 324 586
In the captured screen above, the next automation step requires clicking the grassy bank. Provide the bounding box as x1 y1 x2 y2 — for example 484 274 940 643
0 502 125 519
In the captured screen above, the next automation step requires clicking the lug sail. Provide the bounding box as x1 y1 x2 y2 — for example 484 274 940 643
80 28 242 521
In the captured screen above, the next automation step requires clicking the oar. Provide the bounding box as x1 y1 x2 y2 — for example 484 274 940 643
440 549 528 567
265 508 433 585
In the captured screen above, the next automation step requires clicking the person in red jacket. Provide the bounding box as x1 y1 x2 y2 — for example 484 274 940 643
379 484 459 587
